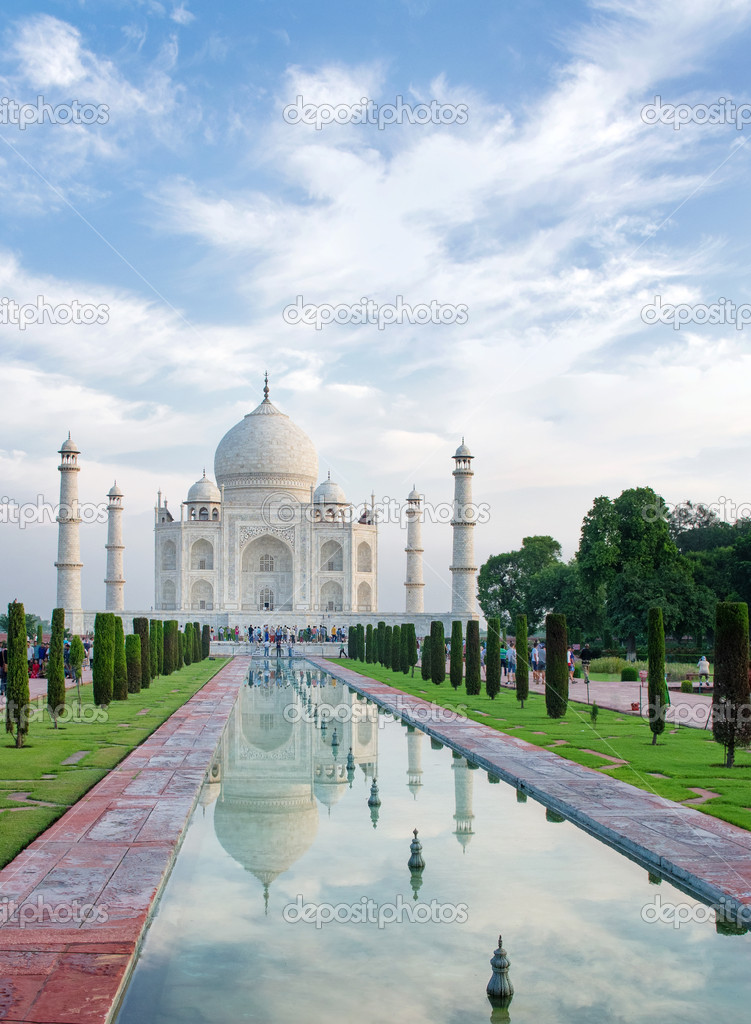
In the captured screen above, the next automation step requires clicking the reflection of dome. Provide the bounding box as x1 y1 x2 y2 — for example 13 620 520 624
214 389 318 494
214 800 319 885
241 706 294 752
314 774 347 809
314 475 347 505
187 471 221 503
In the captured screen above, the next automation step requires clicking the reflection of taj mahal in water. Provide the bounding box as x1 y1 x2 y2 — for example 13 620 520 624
199 664 478 904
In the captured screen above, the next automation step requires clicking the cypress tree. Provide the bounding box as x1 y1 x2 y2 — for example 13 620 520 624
465 620 481 695
36 622 44 646
376 621 385 665
358 624 365 661
407 624 418 675
430 621 445 685
392 625 401 672
156 620 164 675
545 613 568 719
401 624 410 674
46 608 66 727
133 618 151 689
177 629 185 669
6 601 31 747
149 619 159 678
420 635 431 681
202 624 211 660
184 623 194 666
384 625 393 669
112 616 128 700
713 602 751 768
486 616 501 699
647 606 666 746
162 620 175 675
366 624 374 663
193 621 201 662
92 612 114 707
126 634 142 695
516 614 529 707
449 621 463 689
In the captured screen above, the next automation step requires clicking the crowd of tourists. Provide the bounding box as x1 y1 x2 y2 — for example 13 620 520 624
213 624 347 644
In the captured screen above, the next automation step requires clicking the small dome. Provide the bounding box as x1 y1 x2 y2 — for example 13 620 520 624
108 481 123 498
314 474 347 505
60 433 79 454
408 485 421 501
454 439 472 458
187 471 221 504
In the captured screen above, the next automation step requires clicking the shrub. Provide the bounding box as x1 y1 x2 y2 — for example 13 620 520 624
545 613 568 719
46 608 66 726
485 617 501 699
6 601 31 747
92 612 114 707
126 634 141 694
621 666 639 682
680 680 693 693
516 614 529 707
573 665 582 679
589 656 629 674
112 617 128 700
450 621 463 690
430 621 445 685
465 620 481 696
590 702 599 724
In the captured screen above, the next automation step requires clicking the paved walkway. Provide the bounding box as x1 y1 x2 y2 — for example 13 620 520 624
315 658 751 920
0 656 248 1024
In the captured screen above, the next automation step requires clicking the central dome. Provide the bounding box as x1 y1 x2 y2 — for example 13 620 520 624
214 388 318 498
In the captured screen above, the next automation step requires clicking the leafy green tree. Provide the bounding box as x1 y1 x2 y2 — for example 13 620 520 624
392 624 401 672
430 621 445 685
126 634 142 695
420 635 431 681
133 618 151 688
486 616 501 699
647 606 666 745
478 536 563 630
713 602 751 768
545 613 568 718
465 620 481 696
202 624 211 660
449 621 463 690
92 613 114 706
46 608 66 727
112 617 128 700
515 614 529 707
184 623 194 667
149 620 159 678
384 625 393 669
5 601 31 747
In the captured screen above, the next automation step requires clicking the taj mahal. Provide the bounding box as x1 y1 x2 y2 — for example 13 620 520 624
54 376 480 634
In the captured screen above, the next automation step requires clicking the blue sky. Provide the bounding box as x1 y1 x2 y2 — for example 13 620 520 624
3 0 751 616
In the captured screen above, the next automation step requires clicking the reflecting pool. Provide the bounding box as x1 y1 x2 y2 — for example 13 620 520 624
116 658 751 1024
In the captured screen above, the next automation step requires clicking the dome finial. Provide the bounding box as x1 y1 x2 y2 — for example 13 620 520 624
263 371 270 401
327 470 331 481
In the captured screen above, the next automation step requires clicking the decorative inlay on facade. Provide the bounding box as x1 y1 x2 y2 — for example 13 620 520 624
239 525 296 547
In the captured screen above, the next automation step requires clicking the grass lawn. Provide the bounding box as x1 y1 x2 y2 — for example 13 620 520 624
333 659 751 831
0 657 229 869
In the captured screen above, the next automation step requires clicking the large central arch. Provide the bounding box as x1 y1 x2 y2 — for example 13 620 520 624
241 534 294 612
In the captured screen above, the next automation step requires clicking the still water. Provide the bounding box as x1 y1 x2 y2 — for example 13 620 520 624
116 659 750 1024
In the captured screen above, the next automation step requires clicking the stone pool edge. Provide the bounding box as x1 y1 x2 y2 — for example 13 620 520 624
315 657 751 924
0 656 250 1024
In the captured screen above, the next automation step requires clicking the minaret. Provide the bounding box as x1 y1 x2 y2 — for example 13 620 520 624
452 755 475 850
404 485 425 613
406 725 423 798
450 438 477 617
55 433 83 633
105 482 125 611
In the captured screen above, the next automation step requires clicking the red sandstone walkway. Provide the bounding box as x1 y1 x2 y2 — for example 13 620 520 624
314 657 751 922
0 657 249 1024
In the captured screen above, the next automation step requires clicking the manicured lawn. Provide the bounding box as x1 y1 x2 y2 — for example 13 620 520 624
334 659 751 831
0 658 229 868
